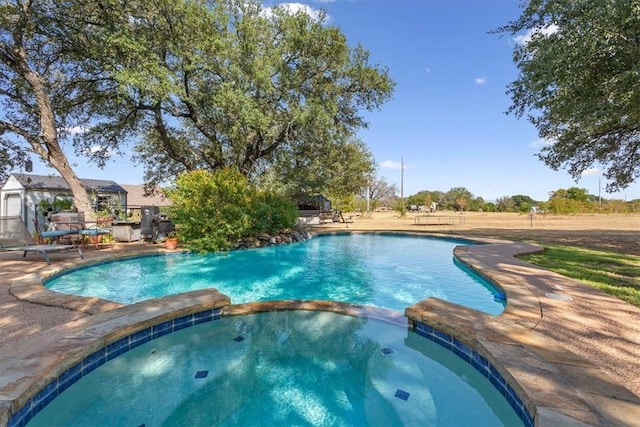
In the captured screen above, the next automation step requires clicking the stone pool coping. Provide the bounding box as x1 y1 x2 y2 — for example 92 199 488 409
1 234 640 426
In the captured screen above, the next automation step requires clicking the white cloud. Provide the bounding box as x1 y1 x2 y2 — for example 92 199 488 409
59 126 87 136
475 76 487 85
265 3 328 21
76 144 115 157
529 137 552 149
380 160 414 170
380 160 403 170
514 24 559 45
581 168 601 177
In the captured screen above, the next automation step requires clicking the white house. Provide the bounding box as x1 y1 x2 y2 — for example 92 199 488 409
0 173 127 234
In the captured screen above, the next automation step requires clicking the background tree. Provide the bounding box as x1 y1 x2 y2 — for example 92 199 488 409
495 196 515 212
467 196 486 212
405 190 443 210
455 197 468 212
358 176 398 210
483 201 497 212
497 0 640 192
549 187 591 203
277 138 376 202
423 193 433 211
548 186 592 214
441 187 474 211
511 194 537 212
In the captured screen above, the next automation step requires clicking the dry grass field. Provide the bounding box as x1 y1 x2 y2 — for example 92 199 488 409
318 211 640 255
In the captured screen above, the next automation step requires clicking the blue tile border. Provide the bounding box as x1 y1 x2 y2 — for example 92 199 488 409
152 321 173 339
7 307 223 427
414 321 535 427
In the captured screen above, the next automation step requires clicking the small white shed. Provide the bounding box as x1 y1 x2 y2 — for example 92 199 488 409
0 173 127 234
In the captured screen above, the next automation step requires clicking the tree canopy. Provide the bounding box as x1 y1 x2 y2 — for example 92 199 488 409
0 0 116 213
440 186 475 211
105 0 392 195
359 177 398 204
497 0 640 192
549 187 591 203
1 0 393 204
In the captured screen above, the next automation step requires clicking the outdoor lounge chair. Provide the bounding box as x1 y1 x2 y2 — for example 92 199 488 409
0 216 84 265
38 211 111 249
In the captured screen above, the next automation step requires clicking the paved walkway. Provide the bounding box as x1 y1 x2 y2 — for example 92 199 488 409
1 242 154 346
449 241 640 425
1 236 639 426
462 241 640 399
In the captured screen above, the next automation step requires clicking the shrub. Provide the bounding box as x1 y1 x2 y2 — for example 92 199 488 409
251 192 298 234
166 168 299 252
166 168 254 252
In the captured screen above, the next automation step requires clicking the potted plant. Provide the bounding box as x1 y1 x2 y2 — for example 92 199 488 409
95 210 113 228
88 231 103 246
164 232 178 250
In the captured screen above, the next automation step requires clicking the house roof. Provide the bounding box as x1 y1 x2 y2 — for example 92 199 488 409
120 184 169 207
11 173 127 193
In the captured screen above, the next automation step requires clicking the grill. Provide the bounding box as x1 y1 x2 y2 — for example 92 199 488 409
140 206 175 243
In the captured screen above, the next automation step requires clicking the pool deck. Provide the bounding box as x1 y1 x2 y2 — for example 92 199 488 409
1 236 640 426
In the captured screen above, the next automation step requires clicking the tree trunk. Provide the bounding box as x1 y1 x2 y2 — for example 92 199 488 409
47 148 95 219
14 37 94 218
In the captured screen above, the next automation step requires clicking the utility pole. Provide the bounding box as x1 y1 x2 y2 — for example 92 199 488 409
400 157 404 207
366 176 371 215
598 176 602 205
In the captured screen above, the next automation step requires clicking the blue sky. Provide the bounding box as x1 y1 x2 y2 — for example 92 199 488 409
27 0 640 202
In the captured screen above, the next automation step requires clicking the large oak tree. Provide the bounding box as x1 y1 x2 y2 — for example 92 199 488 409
1 0 393 206
0 0 115 214
497 0 640 192
123 1 391 196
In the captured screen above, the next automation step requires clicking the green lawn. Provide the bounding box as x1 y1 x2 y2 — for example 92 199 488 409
519 245 640 308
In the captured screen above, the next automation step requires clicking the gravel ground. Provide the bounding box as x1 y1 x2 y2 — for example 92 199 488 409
322 211 640 255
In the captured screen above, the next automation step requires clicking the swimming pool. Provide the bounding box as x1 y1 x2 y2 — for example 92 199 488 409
46 233 505 314
26 310 524 426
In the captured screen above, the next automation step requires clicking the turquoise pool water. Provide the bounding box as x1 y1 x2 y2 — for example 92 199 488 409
27 311 524 426
46 234 505 314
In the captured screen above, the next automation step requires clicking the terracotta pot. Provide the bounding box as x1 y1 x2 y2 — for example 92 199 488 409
164 237 178 249
97 216 113 228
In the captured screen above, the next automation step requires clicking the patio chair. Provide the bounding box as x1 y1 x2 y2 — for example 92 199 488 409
0 216 84 265
76 213 112 249
39 226 81 243
39 211 83 244
79 225 112 250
